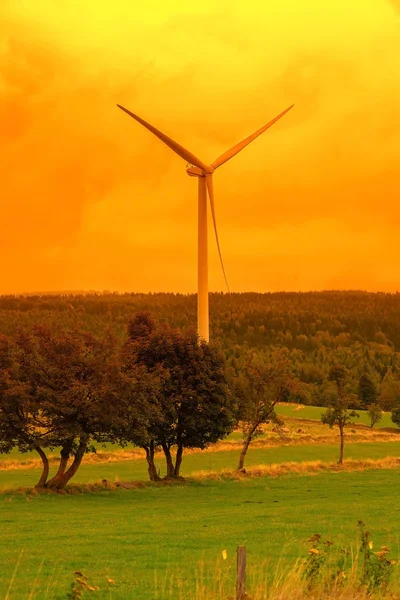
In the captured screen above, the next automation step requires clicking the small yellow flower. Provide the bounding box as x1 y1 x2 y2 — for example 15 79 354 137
368 541 373 549
222 550 227 560
309 548 319 555
106 578 115 584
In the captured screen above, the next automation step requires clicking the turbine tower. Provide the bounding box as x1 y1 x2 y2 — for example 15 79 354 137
117 102 294 342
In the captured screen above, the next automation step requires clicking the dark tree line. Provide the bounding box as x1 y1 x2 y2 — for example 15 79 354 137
0 316 235 489
2 290 400 350
1 292 400 411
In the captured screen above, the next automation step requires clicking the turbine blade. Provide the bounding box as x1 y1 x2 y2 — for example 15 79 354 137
211 104 294 170
205 174 230 293
117 104 210 172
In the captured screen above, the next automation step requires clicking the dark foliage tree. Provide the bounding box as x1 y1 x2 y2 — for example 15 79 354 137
0 334 51 488
127 311 156 340
124 313 235 479
391 405 400 429
10 326 152 489
321 365 359 464
378 379 400 411
358 374 377 409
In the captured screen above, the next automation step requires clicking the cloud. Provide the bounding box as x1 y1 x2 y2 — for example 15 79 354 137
387 0 400 13
0 16 170 253
1 0 400 293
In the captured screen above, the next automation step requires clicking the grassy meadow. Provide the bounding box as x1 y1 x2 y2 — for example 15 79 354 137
2 406 400 599
2 471 400 599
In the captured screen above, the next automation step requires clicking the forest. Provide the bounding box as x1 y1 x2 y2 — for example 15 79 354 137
1 291 400 409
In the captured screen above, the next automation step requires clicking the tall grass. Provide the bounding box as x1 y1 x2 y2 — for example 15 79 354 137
5 530 400 599
179 558 399 600
172 534 400 600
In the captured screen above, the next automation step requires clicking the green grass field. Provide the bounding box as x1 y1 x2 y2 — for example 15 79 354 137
2 470 400 599
2 405 400 598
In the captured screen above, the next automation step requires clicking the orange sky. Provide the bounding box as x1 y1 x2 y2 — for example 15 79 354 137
1 0 399 294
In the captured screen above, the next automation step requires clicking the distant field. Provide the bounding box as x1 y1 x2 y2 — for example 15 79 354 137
2 470 400 599
275 404 395 428
2 441 400 490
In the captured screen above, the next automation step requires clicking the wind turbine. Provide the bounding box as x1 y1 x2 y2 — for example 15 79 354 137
117 102 294 342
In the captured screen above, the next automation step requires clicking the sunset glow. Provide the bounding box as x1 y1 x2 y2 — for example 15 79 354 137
1 0 399 293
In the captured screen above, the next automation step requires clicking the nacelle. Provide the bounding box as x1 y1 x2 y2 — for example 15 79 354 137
186 165 204 177
186 164 214 177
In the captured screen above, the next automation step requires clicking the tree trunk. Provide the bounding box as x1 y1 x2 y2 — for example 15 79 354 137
144 442 160 481
34 446 49 488
58 438 88 487
173 443 183 477
237 424 258 471
161 442 175 478
46 437 88 490
45 441 72 488
338 425 344 465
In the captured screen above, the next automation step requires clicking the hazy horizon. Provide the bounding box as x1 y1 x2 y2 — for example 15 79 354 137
1 287 400 297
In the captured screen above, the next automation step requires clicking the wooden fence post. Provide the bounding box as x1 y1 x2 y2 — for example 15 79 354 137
236 545 246 600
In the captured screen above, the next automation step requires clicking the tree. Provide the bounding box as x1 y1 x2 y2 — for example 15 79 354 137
367 403 383 428
11 326 153 490
123 313 235 479
391 405 400 429
234 349 297 471
358 374 377 409
299 364 325 385
0 334 51 488
378 380 400 411
321 365 359 465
